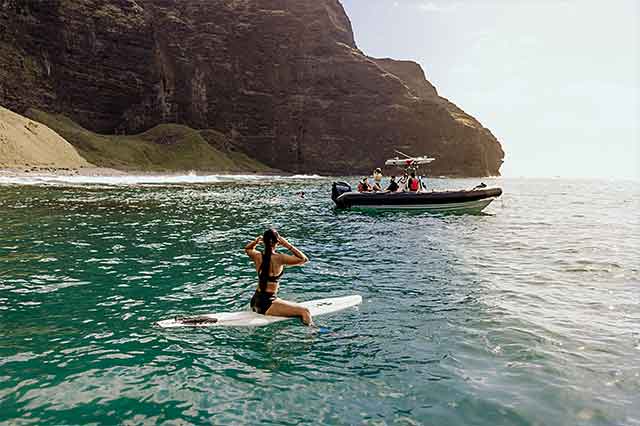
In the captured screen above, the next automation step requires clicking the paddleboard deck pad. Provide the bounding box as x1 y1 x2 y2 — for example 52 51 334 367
156 295 362 328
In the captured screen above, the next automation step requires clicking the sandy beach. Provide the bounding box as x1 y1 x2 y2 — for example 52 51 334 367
0 166 299 183
0 166 126 177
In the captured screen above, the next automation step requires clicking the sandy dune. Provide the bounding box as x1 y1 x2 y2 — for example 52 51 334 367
0 106 91 169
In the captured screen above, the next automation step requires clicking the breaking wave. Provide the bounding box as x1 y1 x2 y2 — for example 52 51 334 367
0 172 326 187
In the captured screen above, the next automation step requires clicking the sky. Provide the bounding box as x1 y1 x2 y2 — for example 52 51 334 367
341 0 639 179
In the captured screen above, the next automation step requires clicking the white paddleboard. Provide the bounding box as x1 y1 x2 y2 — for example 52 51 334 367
156 295 363 328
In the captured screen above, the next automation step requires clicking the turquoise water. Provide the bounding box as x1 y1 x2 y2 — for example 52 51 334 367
0 176 638 425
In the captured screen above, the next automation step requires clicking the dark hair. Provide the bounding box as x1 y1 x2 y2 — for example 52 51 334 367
259 228 279 290
410 171 416 178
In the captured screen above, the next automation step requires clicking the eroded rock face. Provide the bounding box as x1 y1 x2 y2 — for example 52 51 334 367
0 0 504 176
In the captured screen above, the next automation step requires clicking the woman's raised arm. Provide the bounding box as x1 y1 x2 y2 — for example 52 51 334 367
278 236 308 266
244 236 262 263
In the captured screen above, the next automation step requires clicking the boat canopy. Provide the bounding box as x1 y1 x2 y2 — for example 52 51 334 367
384 156 435 167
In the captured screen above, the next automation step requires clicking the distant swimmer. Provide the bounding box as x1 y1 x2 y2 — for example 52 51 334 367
244 229 312 325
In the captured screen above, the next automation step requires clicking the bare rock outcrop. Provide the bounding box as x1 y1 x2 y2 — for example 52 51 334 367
0 0 504 176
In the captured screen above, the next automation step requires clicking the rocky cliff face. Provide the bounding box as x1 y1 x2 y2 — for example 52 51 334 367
0 0 504 176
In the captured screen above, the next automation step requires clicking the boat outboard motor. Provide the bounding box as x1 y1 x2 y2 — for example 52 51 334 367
331 181 352 202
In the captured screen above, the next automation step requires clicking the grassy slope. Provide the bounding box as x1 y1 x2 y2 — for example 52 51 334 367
25 109 274 173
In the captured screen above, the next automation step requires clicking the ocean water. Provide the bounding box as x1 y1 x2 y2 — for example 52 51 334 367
0 175 638 425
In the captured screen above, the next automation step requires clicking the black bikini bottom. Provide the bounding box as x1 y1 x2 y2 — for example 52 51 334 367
251 291 277 315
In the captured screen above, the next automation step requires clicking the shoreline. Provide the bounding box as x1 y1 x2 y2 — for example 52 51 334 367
0 166 507 180
0 166 125 177
0 166 295 178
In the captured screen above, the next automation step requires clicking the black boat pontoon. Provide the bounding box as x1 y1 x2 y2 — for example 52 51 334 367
331 152 503 213
331 182 502 212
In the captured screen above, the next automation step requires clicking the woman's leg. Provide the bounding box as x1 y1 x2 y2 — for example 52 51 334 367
266 298 313 325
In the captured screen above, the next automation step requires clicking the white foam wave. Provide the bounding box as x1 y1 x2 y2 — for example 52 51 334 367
289 174 324 179
0 173 326 187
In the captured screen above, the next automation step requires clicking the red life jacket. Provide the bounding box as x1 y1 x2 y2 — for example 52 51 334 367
409 178 420 191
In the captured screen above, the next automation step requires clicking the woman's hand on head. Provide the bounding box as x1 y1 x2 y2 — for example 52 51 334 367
277 235 290 247
245 236 262 259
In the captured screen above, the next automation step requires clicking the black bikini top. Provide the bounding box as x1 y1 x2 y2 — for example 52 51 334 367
258 268 284 292
265 269 284 283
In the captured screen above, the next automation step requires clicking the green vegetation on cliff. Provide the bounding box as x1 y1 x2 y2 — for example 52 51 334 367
25 109 273 173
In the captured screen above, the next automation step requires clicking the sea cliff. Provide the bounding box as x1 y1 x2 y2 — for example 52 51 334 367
0 0 504 176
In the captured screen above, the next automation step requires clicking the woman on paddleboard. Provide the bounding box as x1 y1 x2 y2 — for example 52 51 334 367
244 229 312 325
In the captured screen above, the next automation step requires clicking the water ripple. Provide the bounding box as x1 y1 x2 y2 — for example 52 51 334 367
0 178 638 425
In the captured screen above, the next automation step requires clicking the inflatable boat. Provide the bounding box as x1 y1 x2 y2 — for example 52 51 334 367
331 181 502 212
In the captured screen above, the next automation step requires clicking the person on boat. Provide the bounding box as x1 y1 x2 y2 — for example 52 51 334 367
397 173 408 191
357 177 372 192
407 171 421 192
373 168 383 190
419 176 426 191
244 229 312 325
386 175 399 192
